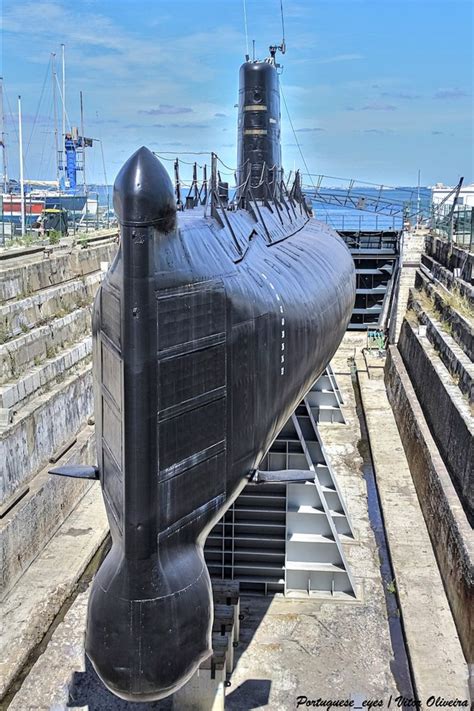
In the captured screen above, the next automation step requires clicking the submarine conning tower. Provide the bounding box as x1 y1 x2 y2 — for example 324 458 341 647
237 58 282 198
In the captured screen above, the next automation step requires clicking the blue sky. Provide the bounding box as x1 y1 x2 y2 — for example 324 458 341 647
2 0 473 187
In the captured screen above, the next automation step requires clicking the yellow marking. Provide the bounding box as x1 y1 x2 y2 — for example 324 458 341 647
243 129 268 135
244 105 267 111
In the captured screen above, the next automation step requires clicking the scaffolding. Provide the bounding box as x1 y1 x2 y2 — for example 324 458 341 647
204 369 356 598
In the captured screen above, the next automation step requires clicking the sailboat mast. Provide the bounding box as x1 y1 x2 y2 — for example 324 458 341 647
18 95 26 237
61 44 66 146
0 78 8 192
51 53 60 184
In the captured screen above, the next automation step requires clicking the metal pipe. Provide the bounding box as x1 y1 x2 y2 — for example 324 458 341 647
202 163 207 205
193 162 198 203
211 151 217 216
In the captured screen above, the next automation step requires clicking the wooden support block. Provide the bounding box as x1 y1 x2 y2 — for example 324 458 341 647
211 579 240 604
212 580 241 641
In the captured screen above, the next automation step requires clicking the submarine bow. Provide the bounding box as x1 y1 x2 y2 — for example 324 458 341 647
82 57 356 702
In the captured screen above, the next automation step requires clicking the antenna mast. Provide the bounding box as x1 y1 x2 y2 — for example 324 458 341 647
269 0 287 63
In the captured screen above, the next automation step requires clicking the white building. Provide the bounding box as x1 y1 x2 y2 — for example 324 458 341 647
431 182 474 208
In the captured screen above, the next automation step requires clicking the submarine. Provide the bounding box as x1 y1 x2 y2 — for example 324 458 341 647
51 49 356 701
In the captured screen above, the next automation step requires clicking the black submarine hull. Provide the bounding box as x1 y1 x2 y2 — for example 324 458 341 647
85 146 355 700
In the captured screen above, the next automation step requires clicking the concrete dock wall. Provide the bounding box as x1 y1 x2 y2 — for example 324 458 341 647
398 319 473 521
414 272 474 361
0 367 93 506
0 242 116 302
424 235 473 284
1 428 96 596
410 298 473 404
421 253 473 306
385 346 473 663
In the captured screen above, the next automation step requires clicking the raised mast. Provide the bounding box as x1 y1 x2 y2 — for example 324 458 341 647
61 44 66 147
51 53 60 185
18 95 26 237
0 78 7 192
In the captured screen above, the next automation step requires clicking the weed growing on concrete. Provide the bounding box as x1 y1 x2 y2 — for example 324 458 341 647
20 322 29 333
451 372 460 386
443 285 473 323
413 287 434 314
48 231 61 245
386 579 397 594
405 308 418 326
0 325 9 344
75 295 89 309
440 319 454 338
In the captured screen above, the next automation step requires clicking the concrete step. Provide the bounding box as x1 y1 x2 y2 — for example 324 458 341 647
416 269 474 361
0 270 101 341
0 363 93 507
0 336 92 413
0 241 116 303
1 424 96 597
424 233 473 285
421 253 473 305
0 484 108 702
0 306 92 383
410 295 474 404
398 318 473 521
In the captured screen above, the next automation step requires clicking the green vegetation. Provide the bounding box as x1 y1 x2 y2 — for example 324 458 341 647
48 231 61 245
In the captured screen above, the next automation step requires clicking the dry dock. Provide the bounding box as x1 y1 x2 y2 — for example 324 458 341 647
0 228 472 710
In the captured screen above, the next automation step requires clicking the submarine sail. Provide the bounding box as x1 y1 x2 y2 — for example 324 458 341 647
237 58 282 197
52 52 356 701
